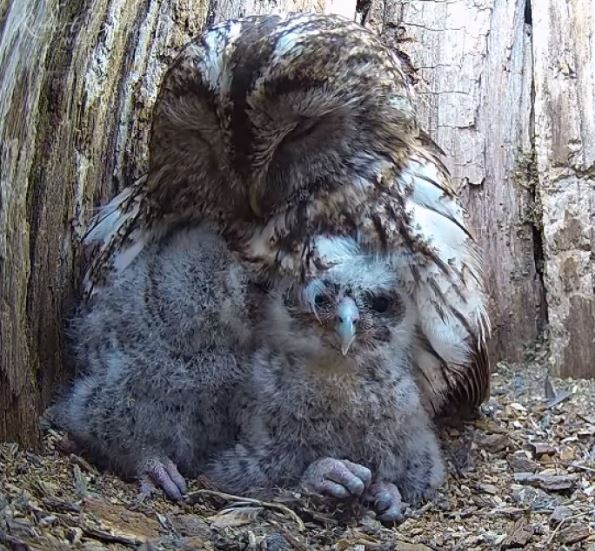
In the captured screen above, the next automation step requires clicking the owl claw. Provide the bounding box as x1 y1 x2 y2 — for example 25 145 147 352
301 458 372 499
363 481 403 522
140 457 187 501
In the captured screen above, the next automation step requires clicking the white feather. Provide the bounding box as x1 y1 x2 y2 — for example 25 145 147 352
197 22 242 92
400 156 463 223
81 179 149 296
312 235 359 264
112 234 146 273
84 187 136 245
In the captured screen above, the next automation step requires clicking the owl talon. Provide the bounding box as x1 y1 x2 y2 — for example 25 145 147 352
363 481 403 522
301 458 372 499
142 457 187 501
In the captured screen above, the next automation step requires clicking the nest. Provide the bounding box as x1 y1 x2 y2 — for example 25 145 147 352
1 360 594 550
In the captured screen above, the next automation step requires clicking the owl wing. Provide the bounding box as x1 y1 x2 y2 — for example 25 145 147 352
393 140 490 417
82 174 151 298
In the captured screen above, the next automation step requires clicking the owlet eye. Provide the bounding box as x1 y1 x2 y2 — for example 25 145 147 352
370 295 390 313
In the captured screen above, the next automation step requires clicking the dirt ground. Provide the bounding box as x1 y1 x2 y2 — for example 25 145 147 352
1 357 594 551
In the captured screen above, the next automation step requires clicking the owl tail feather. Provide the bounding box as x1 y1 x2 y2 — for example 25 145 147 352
82 175 150 299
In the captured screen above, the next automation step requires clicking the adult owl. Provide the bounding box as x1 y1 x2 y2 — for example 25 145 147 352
83 12 491 418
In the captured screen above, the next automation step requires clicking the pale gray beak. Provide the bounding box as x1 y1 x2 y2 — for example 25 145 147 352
335 297 359 356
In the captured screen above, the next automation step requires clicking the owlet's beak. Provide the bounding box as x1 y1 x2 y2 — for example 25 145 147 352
335 297 359 356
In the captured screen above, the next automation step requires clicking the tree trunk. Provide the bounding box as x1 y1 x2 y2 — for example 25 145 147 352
0 0 592 446
362 0 594 377
0 0 352 447
532 0 595 378
361 0 546 364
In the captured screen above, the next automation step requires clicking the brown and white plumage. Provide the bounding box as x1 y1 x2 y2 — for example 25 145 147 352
83 12 491 418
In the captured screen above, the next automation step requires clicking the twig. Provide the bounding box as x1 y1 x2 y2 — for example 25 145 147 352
81 526 140 547
547 508 595 545
187 489 305 531
569 463 595 474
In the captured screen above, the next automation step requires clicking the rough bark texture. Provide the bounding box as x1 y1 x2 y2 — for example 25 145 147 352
532 0 595 378
361 0 594 377
0 0 592 445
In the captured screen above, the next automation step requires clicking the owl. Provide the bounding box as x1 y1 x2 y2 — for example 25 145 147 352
54 226 443 516
82 12 491 419
52 226 256 500
207 235 445 522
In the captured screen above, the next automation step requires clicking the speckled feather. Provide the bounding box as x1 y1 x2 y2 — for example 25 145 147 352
56 228 444 515
82 13 490 418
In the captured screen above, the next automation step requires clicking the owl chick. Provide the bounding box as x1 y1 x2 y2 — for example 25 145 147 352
82 12 490 421
51 225 255 500
207 236 445 522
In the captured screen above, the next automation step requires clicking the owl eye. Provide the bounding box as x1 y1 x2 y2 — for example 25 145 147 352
369 295 390 313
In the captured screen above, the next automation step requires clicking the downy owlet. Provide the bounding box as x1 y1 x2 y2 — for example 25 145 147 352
207 236 445 521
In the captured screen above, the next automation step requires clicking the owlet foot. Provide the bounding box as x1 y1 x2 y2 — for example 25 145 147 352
363 481 403 522
140 457 187 501
301 458 372 499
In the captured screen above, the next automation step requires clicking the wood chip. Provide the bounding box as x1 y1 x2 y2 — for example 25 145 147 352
479 484 498 495
501 519 534 548
2 362 594 550
550 505 573 523
508 453 540 472
478 434 511 453
0 532 32 551
394 543 434 551
513 472 579 491
557 523 591 545
81 525 140 547
83 496 161 540
530 442 556 456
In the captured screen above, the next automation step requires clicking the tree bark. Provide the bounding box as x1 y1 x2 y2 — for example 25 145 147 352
0 0 593 446
532 0 595 378
0 0 348 446
362 0 594 376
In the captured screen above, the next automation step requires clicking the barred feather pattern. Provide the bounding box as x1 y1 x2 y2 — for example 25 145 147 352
82 12 490 417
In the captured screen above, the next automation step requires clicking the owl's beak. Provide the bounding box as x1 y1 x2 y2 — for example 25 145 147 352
335 297 359 356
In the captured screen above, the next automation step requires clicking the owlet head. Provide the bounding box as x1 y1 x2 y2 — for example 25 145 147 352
290 236 406 357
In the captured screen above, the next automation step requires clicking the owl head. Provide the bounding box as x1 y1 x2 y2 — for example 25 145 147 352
147 12 416 225
265 236 414 361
